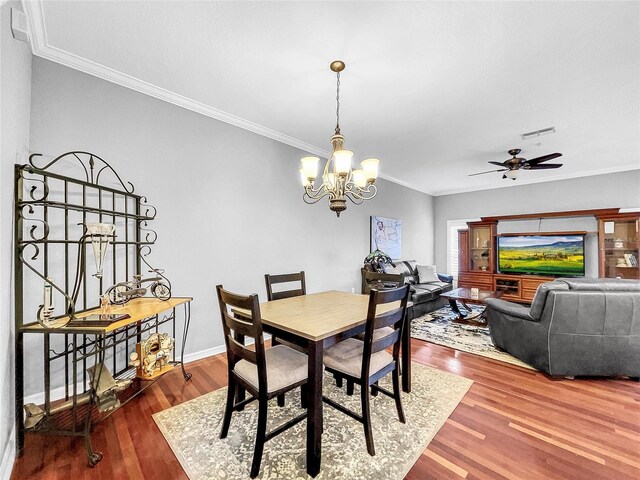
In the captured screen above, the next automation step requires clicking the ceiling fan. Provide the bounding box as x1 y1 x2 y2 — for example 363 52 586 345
469 149 563 180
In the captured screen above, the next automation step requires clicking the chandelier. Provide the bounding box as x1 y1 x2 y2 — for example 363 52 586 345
299 60 380 217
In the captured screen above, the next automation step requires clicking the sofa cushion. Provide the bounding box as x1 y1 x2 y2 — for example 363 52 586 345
411 287 439 304
529 281 570 320
558 278 640 292
419 281 449 289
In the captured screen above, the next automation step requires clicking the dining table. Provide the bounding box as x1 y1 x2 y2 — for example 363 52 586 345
242 290 413 477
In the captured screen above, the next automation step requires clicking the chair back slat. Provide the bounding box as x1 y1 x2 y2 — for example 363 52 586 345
370 329 400 354
227 336 258 363
216 285 267 391
373 306 404 330
270 288 305 300
224 312 257 338
361 285 410 378
265 271 306 302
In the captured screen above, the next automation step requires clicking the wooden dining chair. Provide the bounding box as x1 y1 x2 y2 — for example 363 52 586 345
265 271 345 396
322 285 410 456
264 271 306 301
216 285 309 478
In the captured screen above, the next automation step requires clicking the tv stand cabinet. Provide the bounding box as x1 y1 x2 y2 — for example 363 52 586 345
456 208 638 303
494 275 554 303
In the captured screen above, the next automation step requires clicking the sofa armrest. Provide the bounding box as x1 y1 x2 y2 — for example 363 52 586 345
484 298 537 322
437 273 453 283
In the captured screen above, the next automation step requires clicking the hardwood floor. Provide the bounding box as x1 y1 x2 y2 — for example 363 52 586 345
12 339 640 479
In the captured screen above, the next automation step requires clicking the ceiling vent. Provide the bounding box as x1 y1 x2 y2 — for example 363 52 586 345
520 126 556 140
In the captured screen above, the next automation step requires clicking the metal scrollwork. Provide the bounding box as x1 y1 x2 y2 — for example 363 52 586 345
140 196 157 219
28 151 135 193
27 177 49 202
140 221 158 243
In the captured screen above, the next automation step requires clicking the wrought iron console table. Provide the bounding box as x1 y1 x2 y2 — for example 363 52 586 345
14 151 192 466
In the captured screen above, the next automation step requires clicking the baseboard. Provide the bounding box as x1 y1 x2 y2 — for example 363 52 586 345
182 344 226 364
0 427 15 480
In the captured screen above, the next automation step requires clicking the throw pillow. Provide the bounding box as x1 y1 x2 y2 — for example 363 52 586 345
417 264 439 283
382 265 402 275
394 262 412 276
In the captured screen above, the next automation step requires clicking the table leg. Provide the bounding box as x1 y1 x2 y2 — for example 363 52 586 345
448 299 465 321
401 309 412 393
306 339 323 477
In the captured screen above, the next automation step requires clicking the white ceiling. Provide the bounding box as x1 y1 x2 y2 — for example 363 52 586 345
23 1 640 196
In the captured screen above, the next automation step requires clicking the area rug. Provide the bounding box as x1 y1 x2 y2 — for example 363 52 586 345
153 363 472 479
412 305 534 369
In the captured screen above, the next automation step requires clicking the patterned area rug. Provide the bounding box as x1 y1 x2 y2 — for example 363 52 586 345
412 305 534 369
153 363 472 479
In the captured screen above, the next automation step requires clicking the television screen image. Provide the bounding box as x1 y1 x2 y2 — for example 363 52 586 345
497 235 585 277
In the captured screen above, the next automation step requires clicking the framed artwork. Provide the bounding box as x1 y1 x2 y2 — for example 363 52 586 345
370 216 402 259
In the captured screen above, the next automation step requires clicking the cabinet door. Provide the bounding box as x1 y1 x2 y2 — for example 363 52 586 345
469 225 493 273
458 230 469 273
599 216 640 279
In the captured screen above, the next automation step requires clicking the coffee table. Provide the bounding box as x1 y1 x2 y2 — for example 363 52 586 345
440 287 503 326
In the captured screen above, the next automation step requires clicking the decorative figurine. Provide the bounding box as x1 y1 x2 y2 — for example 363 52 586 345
129 352 140 368
37 278 56 327
136 332 174 378
100 294 110 315
105 269 171 305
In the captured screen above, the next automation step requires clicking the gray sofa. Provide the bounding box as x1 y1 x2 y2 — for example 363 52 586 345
485 278 640 378
361 260 453 318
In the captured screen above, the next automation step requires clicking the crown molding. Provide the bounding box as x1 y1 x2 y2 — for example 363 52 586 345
23 1 632 199
21 1 329 156
21 1 434 196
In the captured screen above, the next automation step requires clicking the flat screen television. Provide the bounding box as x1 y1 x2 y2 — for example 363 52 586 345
497 234 585 277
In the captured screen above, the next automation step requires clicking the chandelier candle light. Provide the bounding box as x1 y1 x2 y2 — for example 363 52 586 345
300 60 380 217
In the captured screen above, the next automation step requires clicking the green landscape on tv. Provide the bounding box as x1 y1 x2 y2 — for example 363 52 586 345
497 235 585 276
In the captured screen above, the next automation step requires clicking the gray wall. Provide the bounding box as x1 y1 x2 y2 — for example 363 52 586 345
0 1 32 474
434 171 640 274
23 58 434 396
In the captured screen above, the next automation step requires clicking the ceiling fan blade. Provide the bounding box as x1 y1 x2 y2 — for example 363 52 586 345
469 169 508 177
527 163 563 170
488 161 506 167
526 153 562 165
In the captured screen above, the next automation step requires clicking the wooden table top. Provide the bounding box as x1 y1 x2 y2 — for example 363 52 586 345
257 290 397 342
440 287 501 303
21 297 193 334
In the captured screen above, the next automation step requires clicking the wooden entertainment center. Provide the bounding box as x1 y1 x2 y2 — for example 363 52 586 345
457 208 640 303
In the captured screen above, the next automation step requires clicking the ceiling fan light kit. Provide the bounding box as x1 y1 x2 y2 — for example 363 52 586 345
470 148 563 181
299 61 379 217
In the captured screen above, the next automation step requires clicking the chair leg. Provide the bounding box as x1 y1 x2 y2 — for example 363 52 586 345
392 367 405 424
371 380 379 397
334 373 343 388
235 382 246 411
361 383 375 456
277 393 285 407
346 379 354 396
250 397 268 478
271 336 280 347
300 383 308 409
220 375 235 439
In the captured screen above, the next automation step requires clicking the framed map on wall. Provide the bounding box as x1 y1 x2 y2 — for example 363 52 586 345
370 216 402 259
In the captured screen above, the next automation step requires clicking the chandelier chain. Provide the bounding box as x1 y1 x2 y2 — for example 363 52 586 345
335 71 341 135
